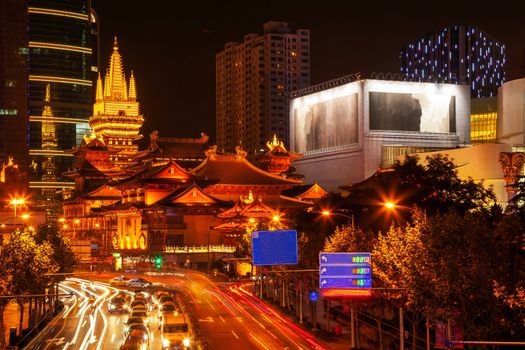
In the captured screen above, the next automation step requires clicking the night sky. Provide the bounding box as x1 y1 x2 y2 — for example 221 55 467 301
91 0 525 145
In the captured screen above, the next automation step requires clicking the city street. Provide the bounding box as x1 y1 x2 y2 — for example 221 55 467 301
27 278 164 350
26 271 329 349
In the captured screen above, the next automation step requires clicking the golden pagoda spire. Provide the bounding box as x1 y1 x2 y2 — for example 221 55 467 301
128 70 136 100
42 83 53 118
45 82 51 103
106 36 128 100
104 71 110 98
41 84 57 150
96 73 103 101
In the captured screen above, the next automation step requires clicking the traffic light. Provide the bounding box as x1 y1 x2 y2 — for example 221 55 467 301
155 255 162 269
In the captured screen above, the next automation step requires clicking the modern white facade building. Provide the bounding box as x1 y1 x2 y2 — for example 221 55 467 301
290 79 471 190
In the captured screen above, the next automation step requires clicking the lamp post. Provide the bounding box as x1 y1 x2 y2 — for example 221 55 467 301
9 198 25 231
73 219 80 239
382 201 405 350
319 209 355 228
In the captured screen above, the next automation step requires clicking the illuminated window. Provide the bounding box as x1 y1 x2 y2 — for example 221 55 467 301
470 112 497 144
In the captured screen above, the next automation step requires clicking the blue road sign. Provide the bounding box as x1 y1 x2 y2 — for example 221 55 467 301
252 230 298 266
319 277 372 289
319 265 371 278
319 252 372 290
319 252 371 265
309 291 319 302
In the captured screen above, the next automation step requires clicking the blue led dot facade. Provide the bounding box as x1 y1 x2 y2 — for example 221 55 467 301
400 26 506 98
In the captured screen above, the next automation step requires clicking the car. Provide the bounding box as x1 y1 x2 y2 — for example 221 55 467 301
130 300 148 310
110 276 129 286
158 295 175 306
126 278 152 288
124 316 146 338
124 322 149 338
120 329 149 350
130 309 150 325
158 302 179 322
108 297 128 313
160 312 191 349
127 323 149 333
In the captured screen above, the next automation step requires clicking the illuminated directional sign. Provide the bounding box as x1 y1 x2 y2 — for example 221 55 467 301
252 230 298 266
319 252 372 290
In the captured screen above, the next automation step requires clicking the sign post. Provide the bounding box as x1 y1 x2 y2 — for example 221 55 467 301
252 230 298 266
319 252 372 347
319 252 372 294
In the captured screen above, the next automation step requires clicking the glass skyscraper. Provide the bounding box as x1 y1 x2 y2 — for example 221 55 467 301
0 0 29 178
27 0 98 198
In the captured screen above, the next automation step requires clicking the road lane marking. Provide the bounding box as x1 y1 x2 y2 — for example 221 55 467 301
206 299 216 311
81 320 87 328
110 334 115 343
219 316 226 323
231 330 239 339
62 341 70 350
249 332 271 350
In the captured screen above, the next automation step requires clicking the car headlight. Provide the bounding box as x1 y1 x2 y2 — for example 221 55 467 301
183 338 190 347
162 338 170 347
143 334 148 340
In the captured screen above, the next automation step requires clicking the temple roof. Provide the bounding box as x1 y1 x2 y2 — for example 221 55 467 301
338 168 397 192
113 160 209 188
134 131 209 163
191 150 302 186
155 183 231 208
281 183 328 201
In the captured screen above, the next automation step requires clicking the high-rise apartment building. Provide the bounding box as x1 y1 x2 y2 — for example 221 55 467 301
27 0 98 197
400 26 506 98
0 0 29 180
216 21 310 155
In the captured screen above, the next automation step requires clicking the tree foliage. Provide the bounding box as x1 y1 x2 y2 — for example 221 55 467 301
1 230 58 296
336 154 496 232
372 211 434 311
371 209 525 340
34 224 77 282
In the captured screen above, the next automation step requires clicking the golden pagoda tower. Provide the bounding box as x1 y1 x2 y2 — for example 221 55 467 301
41 83 58 184
89 37 144 167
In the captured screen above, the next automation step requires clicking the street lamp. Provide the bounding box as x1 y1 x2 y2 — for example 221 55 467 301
319 209 355 228
73 219 80 239
384 201 396 209
9 198 25 231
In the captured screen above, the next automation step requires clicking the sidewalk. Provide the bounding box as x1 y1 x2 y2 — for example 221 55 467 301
3 302 29 346
253 284 398 350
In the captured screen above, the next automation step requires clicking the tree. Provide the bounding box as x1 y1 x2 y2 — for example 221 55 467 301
0 229 58 335
372 210 434 349
0 248 13 349
340 154 496 232
34 224 77 282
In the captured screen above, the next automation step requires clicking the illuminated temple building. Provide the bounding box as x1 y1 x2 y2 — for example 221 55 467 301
62 41 325 266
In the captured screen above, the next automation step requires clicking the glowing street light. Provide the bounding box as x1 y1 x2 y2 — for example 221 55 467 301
319 209 355 228
384 201 396 209
73 219 80 238
272 215 280 222
9 197 25 230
